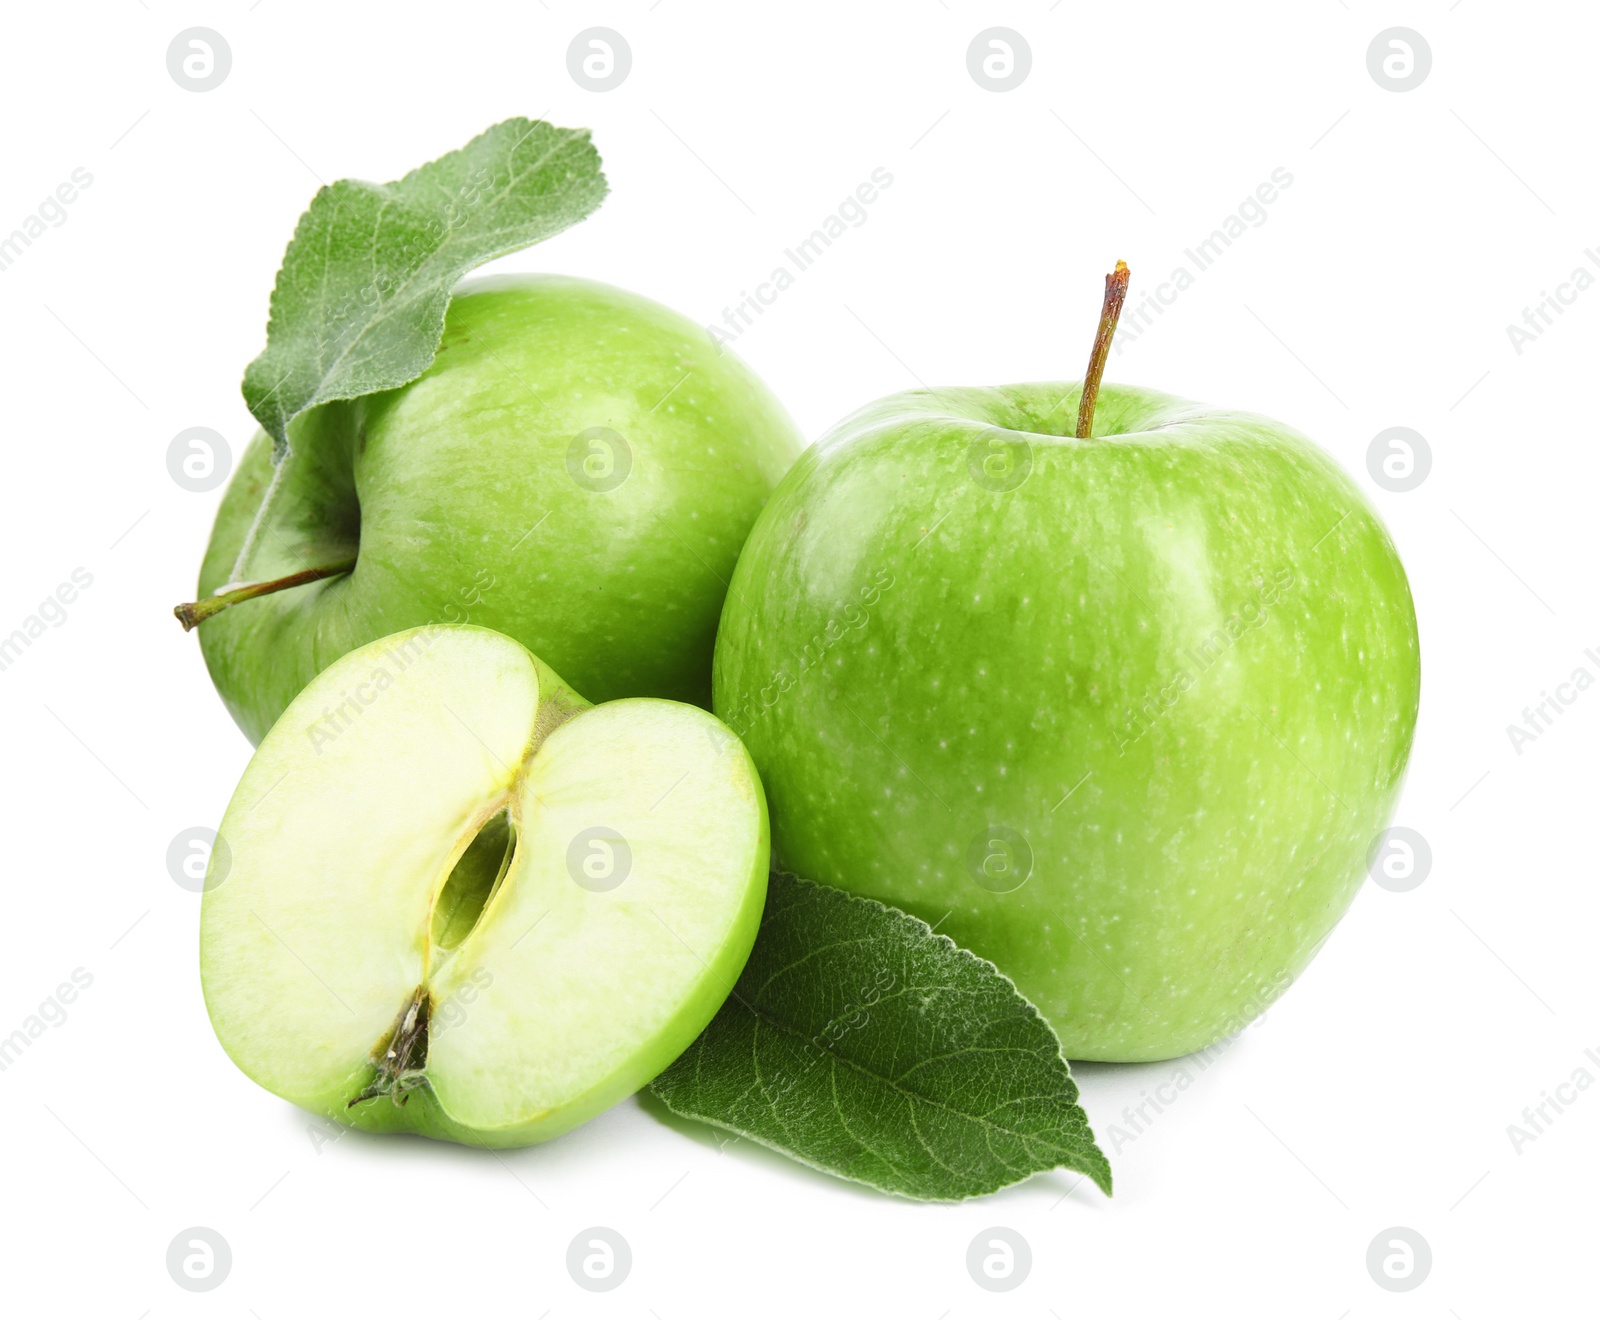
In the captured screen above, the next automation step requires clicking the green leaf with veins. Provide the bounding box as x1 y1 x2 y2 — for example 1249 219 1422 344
650 872 1112 1202
242 117 607 458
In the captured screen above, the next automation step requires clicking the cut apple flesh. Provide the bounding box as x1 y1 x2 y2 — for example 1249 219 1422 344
200 626 768 1146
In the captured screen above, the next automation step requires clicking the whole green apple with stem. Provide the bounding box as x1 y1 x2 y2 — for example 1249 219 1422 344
713 262 1420 1062
180 274 801 744
202 625 768 1144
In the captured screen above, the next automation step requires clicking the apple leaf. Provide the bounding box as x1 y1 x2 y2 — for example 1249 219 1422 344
650 872 1112 1202
242 117 607 458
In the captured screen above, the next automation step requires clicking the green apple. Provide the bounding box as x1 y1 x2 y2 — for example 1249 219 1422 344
713 269 1419 1062
184 274 801 744
200 624 768 1144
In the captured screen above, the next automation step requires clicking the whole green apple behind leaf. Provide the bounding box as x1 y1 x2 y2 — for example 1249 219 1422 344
192 275 801 744
201 625 768 1145
713 266 1419 1062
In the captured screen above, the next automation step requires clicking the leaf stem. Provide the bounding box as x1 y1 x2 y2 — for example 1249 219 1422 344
173 558 356 632
227 451 290 586
1075 260 1130 440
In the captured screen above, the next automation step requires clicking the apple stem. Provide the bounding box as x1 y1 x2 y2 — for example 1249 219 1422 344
1075 260 1131 440
173 557 357 632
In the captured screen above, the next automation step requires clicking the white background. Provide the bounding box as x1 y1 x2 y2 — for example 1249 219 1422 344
1 1 1594 1315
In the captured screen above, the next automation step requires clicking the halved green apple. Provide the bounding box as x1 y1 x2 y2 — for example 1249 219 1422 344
200 625 768 1146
